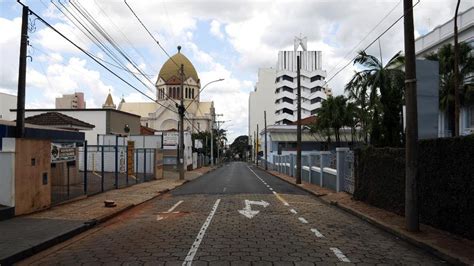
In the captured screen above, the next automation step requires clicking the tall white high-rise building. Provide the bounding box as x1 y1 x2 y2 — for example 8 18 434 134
274 37 329 124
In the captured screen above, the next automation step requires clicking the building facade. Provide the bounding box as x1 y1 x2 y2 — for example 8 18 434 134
119 47 214 134
248 68 276 153
274 37 330 125
55 92 86 109
415 6 474 137
0 92 17 121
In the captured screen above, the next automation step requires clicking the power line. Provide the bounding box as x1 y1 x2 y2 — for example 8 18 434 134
18 1 179 114
326 0 402 77
53 0 179 112
325 0 421 85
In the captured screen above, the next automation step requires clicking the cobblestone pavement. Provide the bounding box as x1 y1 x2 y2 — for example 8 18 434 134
20 162 445 265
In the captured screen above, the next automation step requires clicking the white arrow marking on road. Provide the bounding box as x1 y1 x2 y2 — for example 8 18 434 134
157 200 184 221
290 209 297 214
311 228 324 238
238 200 270 219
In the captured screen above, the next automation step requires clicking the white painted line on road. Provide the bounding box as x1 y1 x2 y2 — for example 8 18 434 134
183 199 221 266
330 247 350 262
269 188 273 191
290 209 297 214
167 200 184 213
273 191 290 206
311 228 324 238
223 187 227 192
298 217 308 224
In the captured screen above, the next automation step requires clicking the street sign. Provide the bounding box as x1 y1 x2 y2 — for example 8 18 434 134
238 200 269 219
51 143 76 163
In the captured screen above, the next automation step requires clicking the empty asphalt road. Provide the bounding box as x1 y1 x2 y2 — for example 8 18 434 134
20 162 444 265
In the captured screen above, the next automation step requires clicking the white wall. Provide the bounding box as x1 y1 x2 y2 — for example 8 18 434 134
415 7 473 57
24 110 107 145
0 151 15 207
249 68 277 149
0 93 17 121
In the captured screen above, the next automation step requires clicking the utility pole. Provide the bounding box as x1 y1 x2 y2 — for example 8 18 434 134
210 106 215 166
296 55 302 185
178 62 185 180
15 5 29 138
264 111 268 170
453 0 461 137
403 0 419 232
253 131 256 164
256 124 259 167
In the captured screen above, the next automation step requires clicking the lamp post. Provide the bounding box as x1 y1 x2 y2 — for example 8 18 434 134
186 78 225 110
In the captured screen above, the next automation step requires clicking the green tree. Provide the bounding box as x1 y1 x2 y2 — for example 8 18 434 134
345 50 405 147
229 135 250 160
310 95 348 146
425 43 474 134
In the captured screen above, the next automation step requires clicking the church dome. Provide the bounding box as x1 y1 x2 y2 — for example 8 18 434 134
158 46 199 83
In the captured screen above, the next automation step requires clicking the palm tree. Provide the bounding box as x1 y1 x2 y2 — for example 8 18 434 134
345 50 405 147
425 43 474 135
310 96 348 147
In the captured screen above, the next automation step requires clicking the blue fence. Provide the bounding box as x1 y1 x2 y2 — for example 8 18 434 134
270 148 354 194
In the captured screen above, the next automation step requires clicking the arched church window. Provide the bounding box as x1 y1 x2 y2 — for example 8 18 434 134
191 88 195 99
168 87 171 98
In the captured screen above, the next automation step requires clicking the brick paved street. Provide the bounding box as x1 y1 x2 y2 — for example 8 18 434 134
20 162 445 265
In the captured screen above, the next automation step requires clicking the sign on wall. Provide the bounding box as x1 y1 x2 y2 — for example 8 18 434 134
163 132 179 147
51 143 76 163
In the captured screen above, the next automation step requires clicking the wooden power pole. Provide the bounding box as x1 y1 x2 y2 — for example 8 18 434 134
453 0 461 136
403 0 419 232
264 111 268 170
15 5 29 138
296 55 302 185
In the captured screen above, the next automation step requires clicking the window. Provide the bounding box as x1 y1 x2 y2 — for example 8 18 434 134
282 86 293 93
185 87 188 98
311 86 322 93
311 97 322 104
168 87 171 97
282 75 293 82
282 108 293 115
191 89 195 99
310 75 323 82
282 97 293 104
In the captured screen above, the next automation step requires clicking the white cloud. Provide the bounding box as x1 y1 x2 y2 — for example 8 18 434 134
210 20 224 39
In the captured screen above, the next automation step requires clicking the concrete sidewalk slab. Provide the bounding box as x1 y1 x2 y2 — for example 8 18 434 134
264 167 474 266
0 167 213 265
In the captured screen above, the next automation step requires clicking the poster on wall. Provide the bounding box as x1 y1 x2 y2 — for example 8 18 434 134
163 132 179 149
51 143 76 163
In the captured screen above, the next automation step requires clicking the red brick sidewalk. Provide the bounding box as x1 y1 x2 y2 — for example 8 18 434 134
266 169 474 265
0 166 213 265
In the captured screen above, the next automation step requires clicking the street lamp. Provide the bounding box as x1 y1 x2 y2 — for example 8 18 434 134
185 78 225 111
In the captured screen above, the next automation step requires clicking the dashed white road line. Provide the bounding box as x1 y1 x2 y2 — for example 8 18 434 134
183 199 221 266
223 187 227 192
298 217 308 224
290 209 297 214
330 247 350 262
310 228 324 238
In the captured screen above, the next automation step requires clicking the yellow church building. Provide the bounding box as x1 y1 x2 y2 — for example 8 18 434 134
118 47 215 133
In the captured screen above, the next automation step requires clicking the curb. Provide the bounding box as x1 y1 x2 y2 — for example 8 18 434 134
0 168 213 265
259 166 468 266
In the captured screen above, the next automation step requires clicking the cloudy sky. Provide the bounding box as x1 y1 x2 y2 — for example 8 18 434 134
0 0 471 142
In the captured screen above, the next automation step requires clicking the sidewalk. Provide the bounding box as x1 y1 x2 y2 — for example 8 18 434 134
265 168 474 266
0 167 213 265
